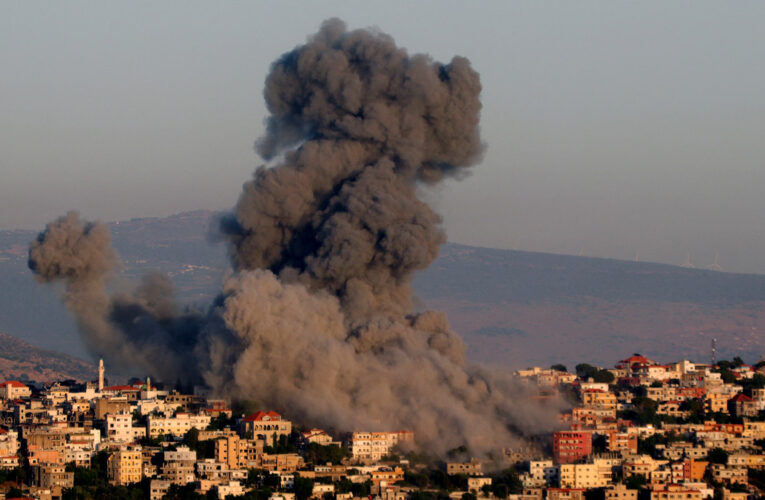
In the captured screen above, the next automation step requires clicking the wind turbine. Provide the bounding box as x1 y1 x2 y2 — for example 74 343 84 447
681 252 696 268
707 253 723 271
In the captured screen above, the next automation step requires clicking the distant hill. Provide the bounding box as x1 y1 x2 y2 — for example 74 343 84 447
0 332 95 383
2 211 765 372
416 244 765 368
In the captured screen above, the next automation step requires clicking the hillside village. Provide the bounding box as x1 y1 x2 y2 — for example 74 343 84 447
0 354 764 500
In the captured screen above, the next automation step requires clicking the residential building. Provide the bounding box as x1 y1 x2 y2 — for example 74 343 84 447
147 413 211 438
553 431 592 464
107 446 143 485
350 431 414 463
240 411 292 444
0 381 31 400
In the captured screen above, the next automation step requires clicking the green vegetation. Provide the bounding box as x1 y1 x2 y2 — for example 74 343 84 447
625 474 647 490
575 363 614 383
62 455 150 500
181 427 216 459
619 396 660 426
205 413 234 431
304 443 351 464
263 434 298 454
706 447 729 465
293 474 315 500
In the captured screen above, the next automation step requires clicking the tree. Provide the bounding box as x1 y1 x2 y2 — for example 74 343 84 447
592 434 608 453
584 488 605 500
593 370 615 384
551 364 567 373
350 479 372 498
461 493 477 500
7 487 24 498
492 468 523 494
625 474 647 490
293 475 315 500
719 369 736 384
491 483 509 499
206 414 231 431
576 363 599 380
707 448 729 465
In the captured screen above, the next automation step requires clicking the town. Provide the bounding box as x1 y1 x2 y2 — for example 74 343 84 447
0 354 764 500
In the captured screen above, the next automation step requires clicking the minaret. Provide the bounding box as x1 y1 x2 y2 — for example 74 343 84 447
98 359 104 392
146 377 151 391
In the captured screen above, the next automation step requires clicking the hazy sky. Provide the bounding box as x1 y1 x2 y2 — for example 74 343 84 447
2 1 765 273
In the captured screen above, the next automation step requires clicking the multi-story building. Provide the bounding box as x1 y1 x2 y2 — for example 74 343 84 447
147 413 211 438
0 381 31 400
553 431 592 464
527 460 557 486
650 484 702 500
104 413 146 443
605 431 637 455
605 484 637 500
301 428 335 446
559 463 612 489
107 446 143 485
582 390 617 410
94 397 130 420
240 411 292 444
162 446 196 485
728 394 758 418
350 431 414 463
215 434 262 469
446 458 482 476
35 464 74 490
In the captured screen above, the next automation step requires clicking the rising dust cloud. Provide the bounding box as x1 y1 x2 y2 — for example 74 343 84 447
28 19 560 456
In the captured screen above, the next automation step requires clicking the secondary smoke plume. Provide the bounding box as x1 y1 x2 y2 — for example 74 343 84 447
29 19 561 455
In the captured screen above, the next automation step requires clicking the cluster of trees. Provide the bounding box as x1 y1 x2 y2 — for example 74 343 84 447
61 451 149 500
302 443 350 465
549 363 615 384
575 364 615 384
402 467 522 498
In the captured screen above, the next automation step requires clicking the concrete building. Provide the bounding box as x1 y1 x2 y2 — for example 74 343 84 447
553 431 592 464
650 484 702 500
350 431 414 463
0 381 31 400
105 413 146 443
446 458 483 476
107 446 143 485
35 464 74 490
240 411 292 444
162 446 197 485
215 434 262 469
147 413 211 438
605 484 637 500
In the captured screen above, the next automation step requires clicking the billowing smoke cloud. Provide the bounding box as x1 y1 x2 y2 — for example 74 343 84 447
29 19 561 455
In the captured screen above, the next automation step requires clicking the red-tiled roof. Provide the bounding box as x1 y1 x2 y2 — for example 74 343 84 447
1 381 27 388
103 385 139 392
729 393 753 402
243 410 281 422
619 355 652 365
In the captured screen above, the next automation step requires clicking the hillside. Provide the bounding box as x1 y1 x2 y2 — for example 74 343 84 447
0 332 95 383
2 211 765 371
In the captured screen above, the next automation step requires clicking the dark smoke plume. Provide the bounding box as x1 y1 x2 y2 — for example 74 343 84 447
29 19 561 455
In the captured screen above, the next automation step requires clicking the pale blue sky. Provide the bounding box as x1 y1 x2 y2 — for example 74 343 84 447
2 1 765 272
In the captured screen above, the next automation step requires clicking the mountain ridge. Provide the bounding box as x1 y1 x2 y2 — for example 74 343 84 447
2 210 764 372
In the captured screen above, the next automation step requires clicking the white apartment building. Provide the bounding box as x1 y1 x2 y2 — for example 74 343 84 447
148 413 211 438
350 431 414 463
105 414 146 443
